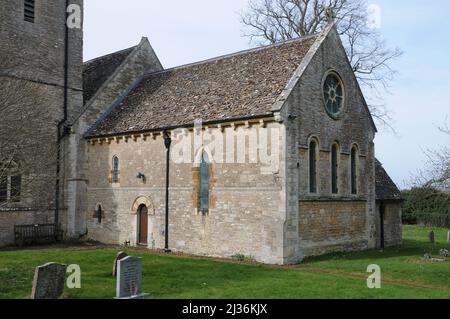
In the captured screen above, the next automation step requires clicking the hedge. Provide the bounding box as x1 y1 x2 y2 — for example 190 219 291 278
401 187 450 227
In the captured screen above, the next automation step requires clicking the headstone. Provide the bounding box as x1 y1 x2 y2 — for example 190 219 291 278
429 231 435 244
112 251 128 277
447 231 450 243
116 256 148 299
31 262 67 299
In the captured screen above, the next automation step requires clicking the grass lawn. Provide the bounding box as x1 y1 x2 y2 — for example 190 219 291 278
0 225 449 299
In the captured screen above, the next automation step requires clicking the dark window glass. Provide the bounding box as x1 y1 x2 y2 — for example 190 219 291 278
10 175 21 202
323 72 344 117
199 152 210 214
309 140 317 193
112 156 119 183
0 176 7 202
24 0 35 23
331 144 339 194
97 205 102 223
351 147 358 195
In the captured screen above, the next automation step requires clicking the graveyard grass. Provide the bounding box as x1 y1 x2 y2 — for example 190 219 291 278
0 225 449 299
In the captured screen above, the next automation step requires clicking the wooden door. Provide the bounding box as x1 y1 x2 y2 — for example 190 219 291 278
139 205 148 244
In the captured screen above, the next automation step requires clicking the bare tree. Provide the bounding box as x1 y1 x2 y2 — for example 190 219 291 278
413 123 450 191
0 77 58 211
240 0 402 128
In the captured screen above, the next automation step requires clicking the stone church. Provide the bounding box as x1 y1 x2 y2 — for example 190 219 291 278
0 1 402 264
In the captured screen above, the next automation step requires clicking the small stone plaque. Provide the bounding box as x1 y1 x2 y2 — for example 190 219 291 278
31 262 67 299
116 256 147 299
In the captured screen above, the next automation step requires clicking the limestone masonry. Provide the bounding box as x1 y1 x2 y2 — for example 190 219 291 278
0 1 402 264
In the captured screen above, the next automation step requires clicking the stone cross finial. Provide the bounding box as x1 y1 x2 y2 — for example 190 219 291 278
325 7 336 23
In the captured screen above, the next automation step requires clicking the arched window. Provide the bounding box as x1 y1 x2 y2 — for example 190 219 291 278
331 143 339 194
309 139 318 194
0 160 21 203
111 156 119 183
351 146 358 195
199 152 210 215
323 71 345 118
10 174 21 203
0 175 7 203
95 204 103 223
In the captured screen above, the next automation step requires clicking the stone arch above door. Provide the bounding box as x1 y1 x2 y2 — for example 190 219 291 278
130 196 155 215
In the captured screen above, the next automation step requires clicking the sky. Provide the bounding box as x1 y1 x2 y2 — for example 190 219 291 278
84 1 450 189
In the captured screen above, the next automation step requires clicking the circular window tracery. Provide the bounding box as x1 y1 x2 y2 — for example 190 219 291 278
323 71 345 118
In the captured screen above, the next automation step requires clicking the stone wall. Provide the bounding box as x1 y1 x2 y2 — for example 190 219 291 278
282 24 377 261
0 0 84 118
84 23 388 264
0 78 81 245
64 38 161 238
85 122 286 264
377 202 402 248
0 1 84 245
298 201 368 256
0 210 54 245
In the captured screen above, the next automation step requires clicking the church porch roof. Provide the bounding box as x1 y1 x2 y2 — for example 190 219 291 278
375 159 402 202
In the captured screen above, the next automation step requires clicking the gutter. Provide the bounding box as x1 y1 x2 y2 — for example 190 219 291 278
84 113 276 141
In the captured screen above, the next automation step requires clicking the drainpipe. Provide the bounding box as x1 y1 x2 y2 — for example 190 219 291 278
54 0 70 234
163 131 172 253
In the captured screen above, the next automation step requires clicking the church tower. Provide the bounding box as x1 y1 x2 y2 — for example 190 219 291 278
0 0 84 243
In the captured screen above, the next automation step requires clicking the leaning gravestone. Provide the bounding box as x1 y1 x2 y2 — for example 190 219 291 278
116 256 148 299
31 262 67 299
112 251 128 277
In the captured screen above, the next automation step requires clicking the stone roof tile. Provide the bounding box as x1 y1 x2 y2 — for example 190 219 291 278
83 46 136 103
376 159 402 201
86 35 318 138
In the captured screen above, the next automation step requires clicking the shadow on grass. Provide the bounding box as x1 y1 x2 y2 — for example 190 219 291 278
302 239 450 264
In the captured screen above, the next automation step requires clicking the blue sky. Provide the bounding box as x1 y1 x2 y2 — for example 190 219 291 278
84 1 450 188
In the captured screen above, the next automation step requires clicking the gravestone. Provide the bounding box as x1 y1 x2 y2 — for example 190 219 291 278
429 231 435 244
112 251 128 277
116 256 148 299
31 262 67 299
447 231 450 243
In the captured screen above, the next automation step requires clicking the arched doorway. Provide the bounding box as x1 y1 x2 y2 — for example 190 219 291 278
138 205 148 245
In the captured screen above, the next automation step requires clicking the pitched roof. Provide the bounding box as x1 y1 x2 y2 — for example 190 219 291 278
375 159 402 201
86 35 318 138
83 46 136 103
